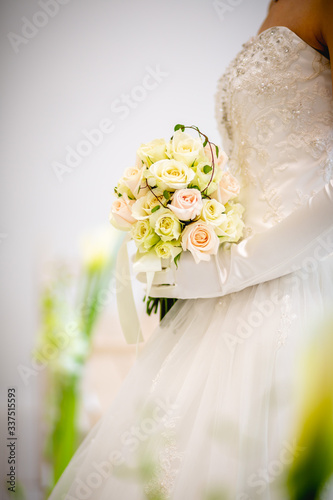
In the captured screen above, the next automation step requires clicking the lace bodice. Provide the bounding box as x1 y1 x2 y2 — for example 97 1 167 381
215 26 333 234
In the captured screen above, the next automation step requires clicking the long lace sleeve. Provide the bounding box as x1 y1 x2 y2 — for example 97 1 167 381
138 180 333 299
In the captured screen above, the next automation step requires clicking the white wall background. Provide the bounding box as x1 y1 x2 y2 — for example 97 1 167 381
1 0 269 497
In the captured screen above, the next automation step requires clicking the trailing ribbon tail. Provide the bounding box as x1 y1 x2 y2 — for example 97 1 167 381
116 235 163 344
115 234 144 344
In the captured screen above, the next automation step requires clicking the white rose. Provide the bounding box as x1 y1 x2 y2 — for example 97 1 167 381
150 208 182 241
169 188 203 221
192 161 223 196
148 159 195 191
181 221 219 264
137 138 168 165
154 240 182 260
225 201 245 217
115 179 132 199
216 203 245 242
200 199 227 226
131 219 160 252
131 190 166 220
168 130 204 166
121 166 144 198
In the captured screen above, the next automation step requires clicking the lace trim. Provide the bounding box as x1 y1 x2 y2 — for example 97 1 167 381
276 293 297 349
143 413 184 499
215 26 333 225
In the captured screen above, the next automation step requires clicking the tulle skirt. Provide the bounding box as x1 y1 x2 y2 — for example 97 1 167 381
49 255 333 500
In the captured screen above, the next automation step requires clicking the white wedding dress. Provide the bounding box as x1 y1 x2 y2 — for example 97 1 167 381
49 26 333 500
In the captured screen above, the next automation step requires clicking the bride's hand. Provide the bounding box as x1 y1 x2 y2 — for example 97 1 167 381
136 180 333 300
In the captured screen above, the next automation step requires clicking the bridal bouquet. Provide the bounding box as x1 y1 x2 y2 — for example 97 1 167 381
109 124 244 271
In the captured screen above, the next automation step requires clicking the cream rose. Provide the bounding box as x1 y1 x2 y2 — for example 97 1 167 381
120 166 144 198
131 190 165 220
191 161 223 196
181 221 219 264
109 195 136 230
150 208 182 241
200 199 226 226
137 138 168 165
169 188 203 221
217 171 240 204
154 240 182 260
131 219 160 251
216 203 244 242
148 159 195 191
168 130 204 166
225 201 245 217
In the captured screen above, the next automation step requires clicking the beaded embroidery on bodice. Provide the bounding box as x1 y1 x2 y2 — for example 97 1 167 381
215 26 333 234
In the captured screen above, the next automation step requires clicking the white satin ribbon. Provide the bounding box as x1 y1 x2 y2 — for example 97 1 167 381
116 235 143 345
132 252 162 297
116 235 162 344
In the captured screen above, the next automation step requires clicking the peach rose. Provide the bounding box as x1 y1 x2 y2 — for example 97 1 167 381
109 195 136 230
122 166 143 198
218 171 240 204
169 188 203 221
181 221 219 264
204 145 228 169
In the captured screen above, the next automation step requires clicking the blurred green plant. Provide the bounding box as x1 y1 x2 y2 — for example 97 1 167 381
286 315 333 500
34 227 122 497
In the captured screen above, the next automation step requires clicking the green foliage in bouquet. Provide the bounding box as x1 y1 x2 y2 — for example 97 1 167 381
34 228 121 497
145 296 178 321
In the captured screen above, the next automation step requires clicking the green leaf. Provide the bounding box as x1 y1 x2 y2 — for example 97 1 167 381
174 252 181 269
203 165 213 174
215 145 219 158
174 124 185 132
151 205 160 213
189 184 200 191
163 190 170 200
203 138 208 147
128 195 135 200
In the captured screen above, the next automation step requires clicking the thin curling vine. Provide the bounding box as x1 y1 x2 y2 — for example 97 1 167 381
141 179 168 210
173 123 220 195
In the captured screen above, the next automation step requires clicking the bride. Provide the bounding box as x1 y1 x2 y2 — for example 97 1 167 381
49 0 333 498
